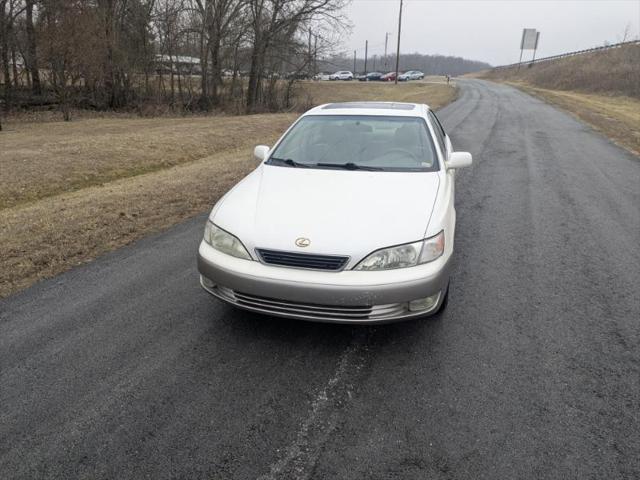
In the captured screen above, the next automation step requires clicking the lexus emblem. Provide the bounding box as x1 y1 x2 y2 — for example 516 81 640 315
295 237 311 248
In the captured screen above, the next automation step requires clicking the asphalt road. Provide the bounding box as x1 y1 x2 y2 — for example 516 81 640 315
1 80 639 479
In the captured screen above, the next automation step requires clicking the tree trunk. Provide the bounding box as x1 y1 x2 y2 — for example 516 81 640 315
26 0 41 95
0 2 12 112
11 46 18 87
246 40 266 112
169 56 175 105
198 16 209 109
209 32 221 105
99 0 116 108
176 62 183 108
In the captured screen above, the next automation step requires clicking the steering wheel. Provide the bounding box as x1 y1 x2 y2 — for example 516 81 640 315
379 148 419 163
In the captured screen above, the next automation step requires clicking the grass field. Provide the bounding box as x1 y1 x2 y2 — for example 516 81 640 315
0 114 296 210
299 76 454 105
0 80 457 297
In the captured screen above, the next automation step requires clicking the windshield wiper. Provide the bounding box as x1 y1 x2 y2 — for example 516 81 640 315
268 157 312 168
315 162 384 171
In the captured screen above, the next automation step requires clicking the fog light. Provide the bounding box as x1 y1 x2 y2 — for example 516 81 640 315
408 292 440 312
201 275 215 289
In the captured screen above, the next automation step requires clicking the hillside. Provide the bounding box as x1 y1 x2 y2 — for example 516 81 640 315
482 42 639 98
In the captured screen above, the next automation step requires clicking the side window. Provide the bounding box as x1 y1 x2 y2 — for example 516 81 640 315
428 111 446 156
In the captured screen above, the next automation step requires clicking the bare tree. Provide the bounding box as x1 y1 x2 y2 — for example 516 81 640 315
1 0 349 117
1 0 26 110
187 0 245 108
245 0 346 112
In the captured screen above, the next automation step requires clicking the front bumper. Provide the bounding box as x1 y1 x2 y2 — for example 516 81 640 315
197 242 451 324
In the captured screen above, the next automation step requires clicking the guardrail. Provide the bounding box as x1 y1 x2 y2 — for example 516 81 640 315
493 39 640 70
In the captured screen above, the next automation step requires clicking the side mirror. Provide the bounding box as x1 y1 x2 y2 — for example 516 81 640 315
446 151 472 169
254 145 270 161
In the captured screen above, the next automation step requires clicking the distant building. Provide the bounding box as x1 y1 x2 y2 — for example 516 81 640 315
154 54 201 75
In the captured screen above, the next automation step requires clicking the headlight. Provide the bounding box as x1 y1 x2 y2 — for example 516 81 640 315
203 221 251 260
354 231 444 271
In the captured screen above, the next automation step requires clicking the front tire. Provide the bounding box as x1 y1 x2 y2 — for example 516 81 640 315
435 283 449 313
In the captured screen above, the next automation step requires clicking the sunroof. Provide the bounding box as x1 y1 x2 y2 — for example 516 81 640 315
322 102 416 111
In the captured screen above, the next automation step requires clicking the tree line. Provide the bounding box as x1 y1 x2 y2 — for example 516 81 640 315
0 0 346 119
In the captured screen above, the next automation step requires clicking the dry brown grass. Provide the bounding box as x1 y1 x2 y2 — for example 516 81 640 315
0 82 456 298
0 148 265 297
297 77 456 108
0 114 296 209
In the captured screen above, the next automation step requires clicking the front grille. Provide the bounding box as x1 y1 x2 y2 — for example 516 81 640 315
256 248 349 271
213 287 407 321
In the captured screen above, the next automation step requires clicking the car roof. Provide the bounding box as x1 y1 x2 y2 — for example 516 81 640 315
304 102 428 117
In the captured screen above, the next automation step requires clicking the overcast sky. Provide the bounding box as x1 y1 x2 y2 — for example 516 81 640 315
342 0 640 66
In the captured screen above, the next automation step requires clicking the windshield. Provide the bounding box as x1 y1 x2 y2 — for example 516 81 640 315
267 115 439 172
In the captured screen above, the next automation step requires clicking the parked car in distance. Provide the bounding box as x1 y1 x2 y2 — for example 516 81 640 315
399 70 425 81
329 71 354 80
381 71 398 82
314 72 331 81
285 71 310 80
359 72 384 81
197 101 473 324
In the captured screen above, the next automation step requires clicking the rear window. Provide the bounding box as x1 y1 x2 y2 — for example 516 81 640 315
267 115 439 172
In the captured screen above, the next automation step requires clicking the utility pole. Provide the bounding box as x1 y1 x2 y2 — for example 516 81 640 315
384 32 390 70
364 40 368 75
353 50 356 73
394 0 403 84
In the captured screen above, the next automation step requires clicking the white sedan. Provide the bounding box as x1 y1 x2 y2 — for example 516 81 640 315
197 102 472 323
399 70 425 81
329 71 354 80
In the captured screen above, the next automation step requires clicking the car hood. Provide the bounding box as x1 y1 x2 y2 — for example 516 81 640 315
213 165 440 262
